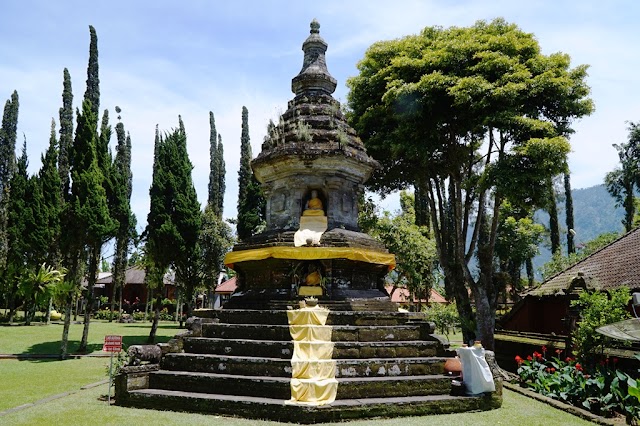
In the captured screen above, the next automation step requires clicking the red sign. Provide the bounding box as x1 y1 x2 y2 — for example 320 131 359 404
103 335 123 352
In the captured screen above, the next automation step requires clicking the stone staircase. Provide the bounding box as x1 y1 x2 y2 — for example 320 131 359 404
116 308 502 423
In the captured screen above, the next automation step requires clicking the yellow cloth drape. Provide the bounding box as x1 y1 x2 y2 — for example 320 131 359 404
286 306 338 406
225 246 396 270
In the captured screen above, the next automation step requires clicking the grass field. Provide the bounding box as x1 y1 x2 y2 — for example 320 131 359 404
0 321 594 426
0 320 184 411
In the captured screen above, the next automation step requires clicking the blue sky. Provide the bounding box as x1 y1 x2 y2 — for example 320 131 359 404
1 0 639 238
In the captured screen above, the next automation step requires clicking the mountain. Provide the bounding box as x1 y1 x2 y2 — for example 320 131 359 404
533 184 625 275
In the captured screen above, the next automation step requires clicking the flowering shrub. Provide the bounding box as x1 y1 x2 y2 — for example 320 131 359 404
516 347 640 423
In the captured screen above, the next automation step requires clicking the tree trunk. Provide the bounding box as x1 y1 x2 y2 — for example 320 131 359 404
564 172 575 254
45 297 53 324
79 244 100 352
60 296 73 359
148 295 161 343
109 277 117 322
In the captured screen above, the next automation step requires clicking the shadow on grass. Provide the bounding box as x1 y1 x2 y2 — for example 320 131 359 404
17 334 176 361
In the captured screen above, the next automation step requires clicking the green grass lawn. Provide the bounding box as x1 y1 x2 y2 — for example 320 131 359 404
0 321 184 411
0 383 594 426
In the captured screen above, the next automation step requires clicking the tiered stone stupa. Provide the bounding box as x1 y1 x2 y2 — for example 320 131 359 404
224 19 395 309
115 22 503 422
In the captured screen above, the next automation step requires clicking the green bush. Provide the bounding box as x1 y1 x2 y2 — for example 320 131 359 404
516 347 640 422
425 302 459 338
571 288 631 364
94 309 120 320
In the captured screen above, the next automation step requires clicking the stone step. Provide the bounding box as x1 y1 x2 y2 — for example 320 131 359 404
148 370 453 400
194 308 428 326
122 388 500 423
161 353 447 378
183 337 440 359
201 323 426 342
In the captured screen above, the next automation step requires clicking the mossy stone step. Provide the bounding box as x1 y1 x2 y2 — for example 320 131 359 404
122 388 500 424
148 370 454 400
161 353 447 377
194 308 428 326
201 323 426 342
183 337 440 359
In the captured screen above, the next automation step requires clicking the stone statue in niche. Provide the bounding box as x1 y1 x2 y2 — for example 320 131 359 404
302 189 325 216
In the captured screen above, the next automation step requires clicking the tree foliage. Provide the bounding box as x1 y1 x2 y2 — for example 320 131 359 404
0 90 19 270
145 121 201 341
347 19 593 348
58 68 74 200
605 121 640 232
571 288 631 365
236 106 265 240
109 108 135 319
360 191 439 309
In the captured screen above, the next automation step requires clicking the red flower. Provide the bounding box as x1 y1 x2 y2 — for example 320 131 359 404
515 355 524 365
546 367 556 373
541 345 547 353
565 357 574 363
575 363 583 371
613 358 619 364
533 351 542 360
527 355 533 361
555 349 562 355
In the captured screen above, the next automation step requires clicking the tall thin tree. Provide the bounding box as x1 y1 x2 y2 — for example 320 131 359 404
236 106 265 240
58 69 74 201
109 107 135 321
0 90 19 271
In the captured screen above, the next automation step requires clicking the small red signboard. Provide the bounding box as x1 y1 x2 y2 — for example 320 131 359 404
103 335 122 352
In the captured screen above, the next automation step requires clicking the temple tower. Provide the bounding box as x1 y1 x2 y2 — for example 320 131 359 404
224 19 395 309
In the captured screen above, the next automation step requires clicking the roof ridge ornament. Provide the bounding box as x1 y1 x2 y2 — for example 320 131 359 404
291 20 337 97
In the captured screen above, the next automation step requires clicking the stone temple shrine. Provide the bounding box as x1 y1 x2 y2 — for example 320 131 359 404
115 20 502 423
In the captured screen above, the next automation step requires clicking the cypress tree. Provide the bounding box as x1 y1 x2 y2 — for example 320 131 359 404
547 178 561 255
110 108 135 320
146 120 200 342
72 99 117 352
84 26 100 118
40 120 63 266
5 139 30 322
58 69 73 200
207 111 219 211
236 106 265 240
564 171 575 254
0 90 19 270
217 134 225 217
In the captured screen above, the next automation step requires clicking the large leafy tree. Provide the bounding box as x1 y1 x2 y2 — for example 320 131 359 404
605 122 640 232
0 90 19 271
348 19 593 348
236 106 265 240
109 107 135 320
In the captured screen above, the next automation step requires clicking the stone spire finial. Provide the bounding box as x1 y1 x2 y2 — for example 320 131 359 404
291 20 337 97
